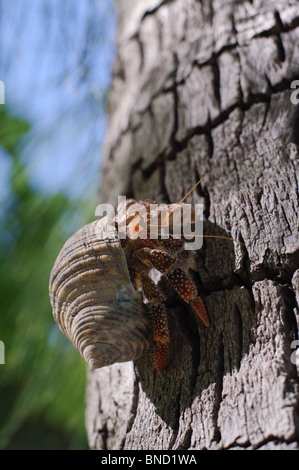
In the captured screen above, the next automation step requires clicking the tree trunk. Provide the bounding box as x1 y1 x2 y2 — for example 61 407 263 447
85 0 299 450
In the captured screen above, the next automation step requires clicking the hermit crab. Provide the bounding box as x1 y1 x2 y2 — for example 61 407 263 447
49 198 209 372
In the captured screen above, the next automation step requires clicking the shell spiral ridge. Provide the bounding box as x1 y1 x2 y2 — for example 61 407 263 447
49 219 151 369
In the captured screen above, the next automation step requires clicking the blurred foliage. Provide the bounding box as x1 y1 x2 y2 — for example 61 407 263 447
0 107 94 449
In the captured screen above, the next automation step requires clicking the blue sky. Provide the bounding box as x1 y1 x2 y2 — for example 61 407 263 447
0 0 116 202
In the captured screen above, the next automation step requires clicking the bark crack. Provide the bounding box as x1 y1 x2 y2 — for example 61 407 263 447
121 369 140 449
140 0 176 23
213 339 224 444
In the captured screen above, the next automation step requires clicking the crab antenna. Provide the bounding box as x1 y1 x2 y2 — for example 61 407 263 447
165 171 215 222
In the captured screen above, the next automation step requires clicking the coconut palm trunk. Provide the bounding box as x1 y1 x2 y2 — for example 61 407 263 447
85 0 299 450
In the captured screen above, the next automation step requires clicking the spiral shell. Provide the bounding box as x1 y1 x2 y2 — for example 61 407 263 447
49 218 151 369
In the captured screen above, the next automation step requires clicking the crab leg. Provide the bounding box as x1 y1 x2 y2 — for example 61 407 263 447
137 248 209 327
140 273 169 372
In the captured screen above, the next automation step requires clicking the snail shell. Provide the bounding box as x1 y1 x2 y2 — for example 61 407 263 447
49 217 151 369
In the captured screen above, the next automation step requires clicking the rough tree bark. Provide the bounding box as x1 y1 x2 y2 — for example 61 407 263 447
85 0 299 450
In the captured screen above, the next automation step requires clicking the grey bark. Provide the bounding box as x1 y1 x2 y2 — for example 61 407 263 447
86 0 299 450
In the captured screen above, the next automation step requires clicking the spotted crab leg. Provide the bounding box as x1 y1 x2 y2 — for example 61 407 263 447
137 248 210 327
140 273 169 372
129 254 169 372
